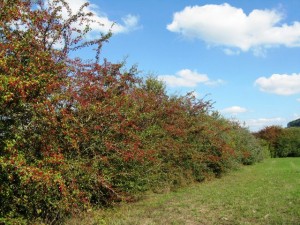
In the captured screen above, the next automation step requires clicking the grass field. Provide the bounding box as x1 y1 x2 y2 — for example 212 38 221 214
67 158 300 225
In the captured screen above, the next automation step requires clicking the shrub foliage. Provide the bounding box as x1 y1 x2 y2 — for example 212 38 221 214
277 128 300 157
254 125 300 158
0 1 264 223
253 126 283 157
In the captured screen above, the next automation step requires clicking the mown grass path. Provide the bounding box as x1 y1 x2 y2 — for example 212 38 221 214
68 158 300 225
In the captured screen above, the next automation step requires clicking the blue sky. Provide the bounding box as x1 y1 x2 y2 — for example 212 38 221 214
64 0 300 131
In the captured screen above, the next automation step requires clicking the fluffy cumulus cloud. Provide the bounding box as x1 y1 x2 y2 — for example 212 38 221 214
255 73 300 95
48 0 139 35
221 106 247 115
167 3 300 54
158 69 224 87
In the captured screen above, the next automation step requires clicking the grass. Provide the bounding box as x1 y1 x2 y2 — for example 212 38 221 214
66 158 300 225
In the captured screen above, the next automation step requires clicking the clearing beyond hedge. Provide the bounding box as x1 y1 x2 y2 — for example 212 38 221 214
68 158 300 225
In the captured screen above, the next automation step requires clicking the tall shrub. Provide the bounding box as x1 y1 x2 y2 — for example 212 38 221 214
253 126 283 157
0 0 114 223
277 127 300 157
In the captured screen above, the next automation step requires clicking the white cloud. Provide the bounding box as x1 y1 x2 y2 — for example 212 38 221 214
158 69 224 87
297 98 300 102
205 79 226 87
245 117 286 131
223 48 240 56
293 113 300 119
221 106 247 115
167 3 300 54
255 73 300 95
122 14 140 31
48 0 139 35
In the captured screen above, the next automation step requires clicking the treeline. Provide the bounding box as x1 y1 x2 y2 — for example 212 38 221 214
0 1 264 224
287 118 300 128
254 126 300 158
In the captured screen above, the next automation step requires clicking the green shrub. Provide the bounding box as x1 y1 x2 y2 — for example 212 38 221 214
277 127 300 157
253 126 283 157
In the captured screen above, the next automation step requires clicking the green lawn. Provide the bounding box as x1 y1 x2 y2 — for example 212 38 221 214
67 158 300 225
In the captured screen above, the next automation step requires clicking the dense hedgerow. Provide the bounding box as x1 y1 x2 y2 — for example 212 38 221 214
0 1 265 224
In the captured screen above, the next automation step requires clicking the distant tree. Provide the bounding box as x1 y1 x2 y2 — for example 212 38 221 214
254 126 283 157
287 118 300 128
